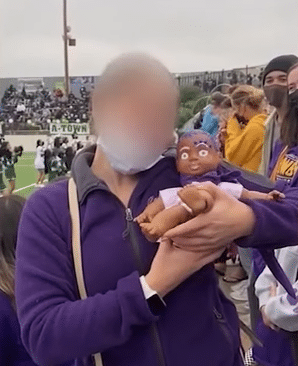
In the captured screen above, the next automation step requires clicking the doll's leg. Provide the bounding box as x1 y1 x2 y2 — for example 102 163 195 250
177 186 214 215
140 205 192 242
135 197 165 224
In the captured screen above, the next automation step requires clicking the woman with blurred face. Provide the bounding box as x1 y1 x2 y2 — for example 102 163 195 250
15 54 298 366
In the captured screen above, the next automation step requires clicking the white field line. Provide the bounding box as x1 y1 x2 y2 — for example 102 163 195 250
14 183 36 192
14 179 49 192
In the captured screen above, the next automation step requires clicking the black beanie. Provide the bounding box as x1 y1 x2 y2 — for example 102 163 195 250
262 54 298 85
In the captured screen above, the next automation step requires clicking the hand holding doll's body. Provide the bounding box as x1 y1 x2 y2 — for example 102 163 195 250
135 131 284 242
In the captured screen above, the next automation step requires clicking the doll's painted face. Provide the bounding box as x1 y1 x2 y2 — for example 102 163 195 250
176 134 221 176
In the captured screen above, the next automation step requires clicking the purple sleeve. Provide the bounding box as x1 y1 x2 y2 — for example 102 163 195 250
236 184 298 249
15 190 158 366
0 310 10 365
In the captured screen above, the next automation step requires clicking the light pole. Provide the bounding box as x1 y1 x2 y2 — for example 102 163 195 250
62 0 76 97
63 0 69 96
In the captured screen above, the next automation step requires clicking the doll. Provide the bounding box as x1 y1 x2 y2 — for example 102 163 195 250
135 130 283 242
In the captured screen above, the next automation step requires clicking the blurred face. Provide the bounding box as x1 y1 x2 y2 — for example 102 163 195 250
93 77 178 150
92 74 179 174
176 135 221 176
288 67 298 94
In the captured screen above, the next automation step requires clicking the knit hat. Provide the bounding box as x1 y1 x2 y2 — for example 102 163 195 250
262 54 298 85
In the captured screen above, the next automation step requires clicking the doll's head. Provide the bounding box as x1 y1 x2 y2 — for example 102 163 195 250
176 130 221 176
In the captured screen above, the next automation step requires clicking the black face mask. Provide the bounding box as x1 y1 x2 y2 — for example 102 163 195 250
288 89 298 107
263 85 288 108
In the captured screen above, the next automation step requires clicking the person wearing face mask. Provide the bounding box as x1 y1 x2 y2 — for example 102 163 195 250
224 85 267 173
15 54 298 366
16 53 243 366
244 62 298 366
259 54 298 175
224 86 267 285
246 55 298 334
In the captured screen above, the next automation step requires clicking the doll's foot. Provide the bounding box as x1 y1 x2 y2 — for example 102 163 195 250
134 212 150 224
139 222 163 242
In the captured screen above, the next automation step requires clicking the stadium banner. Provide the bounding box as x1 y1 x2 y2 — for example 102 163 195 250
50 123 90 135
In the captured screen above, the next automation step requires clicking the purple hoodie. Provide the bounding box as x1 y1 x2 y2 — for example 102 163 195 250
15 145 298 366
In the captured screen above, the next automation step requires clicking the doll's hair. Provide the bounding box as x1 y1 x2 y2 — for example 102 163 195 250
178 130 220 151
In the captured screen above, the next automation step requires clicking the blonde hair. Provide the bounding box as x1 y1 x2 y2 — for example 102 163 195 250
0 256 14 300
231 85 265 110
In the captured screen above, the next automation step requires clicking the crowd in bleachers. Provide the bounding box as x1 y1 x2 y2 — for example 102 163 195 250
0 84 91 131
192 71 262 93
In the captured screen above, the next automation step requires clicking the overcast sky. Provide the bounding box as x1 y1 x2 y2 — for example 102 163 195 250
1 0 297 78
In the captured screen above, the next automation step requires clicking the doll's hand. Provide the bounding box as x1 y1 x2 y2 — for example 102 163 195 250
267 190 285 201
177 185 214 215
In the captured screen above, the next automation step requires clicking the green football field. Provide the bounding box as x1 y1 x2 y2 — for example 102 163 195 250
9 152 41 198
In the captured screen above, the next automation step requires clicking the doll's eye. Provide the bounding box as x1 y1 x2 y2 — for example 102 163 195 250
181 152 189 160
199 150 208 157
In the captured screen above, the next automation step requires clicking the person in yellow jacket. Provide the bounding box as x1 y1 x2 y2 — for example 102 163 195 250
225 85 267 172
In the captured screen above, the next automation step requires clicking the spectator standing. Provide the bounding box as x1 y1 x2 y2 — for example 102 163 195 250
258 54 298 175
252 75 261 88
0 194 36 365
247 55 298 336
225 85 266 172
0 159 5 195
200 92 226 136
245 62 298 366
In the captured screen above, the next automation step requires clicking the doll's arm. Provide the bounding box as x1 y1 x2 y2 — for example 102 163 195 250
241 188 285 201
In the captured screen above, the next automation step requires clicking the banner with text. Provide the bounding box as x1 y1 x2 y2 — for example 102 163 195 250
50 123 90 135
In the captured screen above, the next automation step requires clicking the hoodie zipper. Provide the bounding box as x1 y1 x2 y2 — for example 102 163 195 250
125 207 166 366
